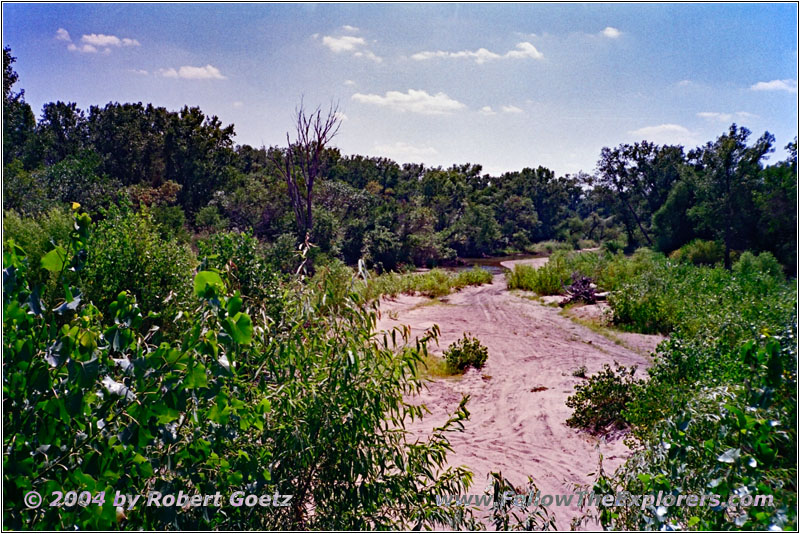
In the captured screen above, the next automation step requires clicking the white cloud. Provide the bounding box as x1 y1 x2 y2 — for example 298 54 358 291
62 31 140 53
501 105 524 114
504 42 544 60
82 33 121 47
698 111 759 123
602 27 621 38
129 68 149 75
411 41 543 64
67 43 98 54
344 80 356 86
157 65 226 80
352 89 466 115
479 106 496 116
322 35 365 53
80 33 138 48
334 111 348 121
341 25 359 32
697 111 732 122
320 32 382 62
353 50 382 63
676 79 692 87
233 101 244 108
373 141 438 160
750 79 797 93
630 124 697 145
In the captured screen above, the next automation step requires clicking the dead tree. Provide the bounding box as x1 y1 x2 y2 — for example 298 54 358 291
270 100 341 242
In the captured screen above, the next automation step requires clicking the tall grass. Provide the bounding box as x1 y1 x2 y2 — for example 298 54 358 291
310 261 494 304
364 266 493 299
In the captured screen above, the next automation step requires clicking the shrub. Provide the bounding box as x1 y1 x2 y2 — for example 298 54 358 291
584 329 797 531
444 333 489 373
452 266 493 288
601 239 624 255
506 253 570 295
150 204 191 244
82 206 196 323
3 209 481 530
195 204 228 231
3 207 73 288
670 238 724 266
197 231 282 315
733 250 784 280
530 240 572 255
565 362 643 432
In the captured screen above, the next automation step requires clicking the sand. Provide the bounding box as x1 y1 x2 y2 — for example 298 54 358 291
375 258 663 529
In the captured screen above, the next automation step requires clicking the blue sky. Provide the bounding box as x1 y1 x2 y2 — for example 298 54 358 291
3 3 798 176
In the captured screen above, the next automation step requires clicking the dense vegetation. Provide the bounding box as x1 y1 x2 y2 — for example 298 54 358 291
3 44 797 531
3 47 796 275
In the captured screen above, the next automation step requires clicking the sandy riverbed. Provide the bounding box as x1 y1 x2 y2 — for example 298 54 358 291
376 257 663 529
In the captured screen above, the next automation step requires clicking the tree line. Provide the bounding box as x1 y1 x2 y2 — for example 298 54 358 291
4 47 796 273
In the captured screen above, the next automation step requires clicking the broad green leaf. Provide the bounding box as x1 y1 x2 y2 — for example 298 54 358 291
41 246 68 272
193 270 224 298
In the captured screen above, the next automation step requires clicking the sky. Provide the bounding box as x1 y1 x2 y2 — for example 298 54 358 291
2 3 798 176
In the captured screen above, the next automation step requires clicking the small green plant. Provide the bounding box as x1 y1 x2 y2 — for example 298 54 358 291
572 365 588 378
444 333 489 373
566 362 643 432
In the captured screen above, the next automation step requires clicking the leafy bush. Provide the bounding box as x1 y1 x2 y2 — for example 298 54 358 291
530 240 572 255
150 204 190 244
82 205 196 323
452 266 493 287
670 238 724 266
197 231 283 316
601 239 624 254
608 258 793 338
195 204 228 231
444 333 489 373
506 252 570 295
3 207 73 288
3 210 482 530
565 362 643 432
583 328 797 531
733 250 784 279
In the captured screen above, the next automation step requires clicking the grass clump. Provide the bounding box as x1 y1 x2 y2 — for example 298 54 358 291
364 266 492 300
444 333 489 373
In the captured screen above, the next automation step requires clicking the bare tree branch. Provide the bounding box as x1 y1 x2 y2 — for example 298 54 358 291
269 99 341 242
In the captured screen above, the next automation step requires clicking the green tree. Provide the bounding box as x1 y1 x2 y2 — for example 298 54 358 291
687 124 774 268
2 47 36 166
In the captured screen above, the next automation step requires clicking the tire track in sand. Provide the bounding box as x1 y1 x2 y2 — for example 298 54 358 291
375 258 661 529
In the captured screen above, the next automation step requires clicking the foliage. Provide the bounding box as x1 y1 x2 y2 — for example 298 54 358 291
195 204 228 231
566 362 643 432
3 207 73 289
196 231 283 317
733 250 784 279
669 238 725 266
582 328 796 531
607 256 793 337
81 205 196 324
486 472 558 531
4 209 269 530
443 333 489 373
3 211 486 530
363 266 492 300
